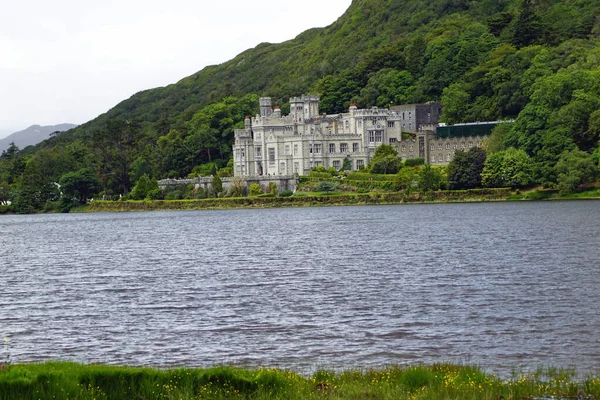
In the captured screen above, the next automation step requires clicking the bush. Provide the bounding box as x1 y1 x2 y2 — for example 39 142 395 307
279 189 293 197
404 158 425 167
249 183 263 196
315 181 340 192
165 190 182 200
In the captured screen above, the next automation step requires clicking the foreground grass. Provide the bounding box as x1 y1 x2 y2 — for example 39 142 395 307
1 363 600 399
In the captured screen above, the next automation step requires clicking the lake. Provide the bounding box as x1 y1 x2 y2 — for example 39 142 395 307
1 201 599 375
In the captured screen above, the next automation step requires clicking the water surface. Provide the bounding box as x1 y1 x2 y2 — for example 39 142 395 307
1 201 599 375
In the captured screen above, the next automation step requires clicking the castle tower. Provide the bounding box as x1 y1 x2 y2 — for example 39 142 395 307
259 97 272 118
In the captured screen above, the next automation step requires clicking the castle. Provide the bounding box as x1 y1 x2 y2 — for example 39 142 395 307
233 95 491 177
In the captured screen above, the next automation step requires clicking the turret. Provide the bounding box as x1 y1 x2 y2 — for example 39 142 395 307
273 106 282 118
259 97 272 118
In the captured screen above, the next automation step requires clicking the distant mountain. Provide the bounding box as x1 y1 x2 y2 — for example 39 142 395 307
0 124 78 153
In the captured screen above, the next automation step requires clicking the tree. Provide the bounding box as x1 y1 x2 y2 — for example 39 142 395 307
394 167 419 191
59 168 102 203
555 149 598 194
13 158 60 214
0 181 11 205
447 147 487 189
441 84 470 124
481 147 534 188
368 144 402 174
130 174 159 200
418 164 444 192
211 175 223 197
229 176 247 197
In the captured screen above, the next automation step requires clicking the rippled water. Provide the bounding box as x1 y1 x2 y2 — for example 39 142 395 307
1 201 599 375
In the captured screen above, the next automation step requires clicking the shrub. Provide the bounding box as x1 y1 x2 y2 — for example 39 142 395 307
404 158 425 167
279 189 293 197
249 183 263 196
315 181 340 192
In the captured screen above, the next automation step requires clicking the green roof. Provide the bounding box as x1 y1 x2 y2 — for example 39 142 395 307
436 122 499 139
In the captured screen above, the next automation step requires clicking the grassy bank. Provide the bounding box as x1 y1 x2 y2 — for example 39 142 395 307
1 362 599 399
86 189 513 212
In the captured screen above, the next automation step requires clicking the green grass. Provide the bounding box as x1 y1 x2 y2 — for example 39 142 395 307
1 363 599 400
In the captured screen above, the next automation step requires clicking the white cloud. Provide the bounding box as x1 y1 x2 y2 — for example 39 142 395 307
0 0 352 134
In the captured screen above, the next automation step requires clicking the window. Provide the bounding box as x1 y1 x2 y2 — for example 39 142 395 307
389 138 397 144
279 162 286 174
294 144 298 156
314 144 322 154
353 143 359 152
409 145 414 152
461 142 466 149
431 155 436 163
358 121 362 128
240 149 245 159
294 162 299 173
430 144 435 151
345 121 349 129
268 148 275 162
356 160 365 169
453 143 458 150
438 143 443 150
285 145 290 155
446 143 450 150
388 121 395 128
309 144 313 154
255 147 262 158
340 143 349 153
446 153 451 162
409 111 412 120
329 143 336 153
401 145 406 152
409 123 412 130
333 160 341 169
469 141 473 148
438 153 443 162
369 130 383 143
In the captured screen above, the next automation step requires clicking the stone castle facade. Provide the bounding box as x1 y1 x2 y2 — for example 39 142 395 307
233 95 490 177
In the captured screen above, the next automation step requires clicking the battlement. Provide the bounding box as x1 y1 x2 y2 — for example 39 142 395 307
289 94 320 103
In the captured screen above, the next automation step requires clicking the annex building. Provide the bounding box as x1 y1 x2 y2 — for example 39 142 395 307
233 95 493 177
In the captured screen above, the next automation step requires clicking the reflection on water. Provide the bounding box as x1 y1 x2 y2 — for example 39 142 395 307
0 201 599 375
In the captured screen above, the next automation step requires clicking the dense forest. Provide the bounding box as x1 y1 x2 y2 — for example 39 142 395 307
1 0 600 212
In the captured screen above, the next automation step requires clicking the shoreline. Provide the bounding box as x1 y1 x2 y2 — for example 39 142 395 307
2 188 599 215
1 362 599 399
83 188 600 213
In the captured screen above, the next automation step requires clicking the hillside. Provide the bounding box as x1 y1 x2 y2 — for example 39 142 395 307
0 124 77 153
1 0 600 212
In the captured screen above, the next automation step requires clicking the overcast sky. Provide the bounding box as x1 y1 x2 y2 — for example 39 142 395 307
0 0 352 138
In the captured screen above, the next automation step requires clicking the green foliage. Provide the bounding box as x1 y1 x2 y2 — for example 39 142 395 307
447 147 487 189
418 164 445 191
555 149 598 194
130 174 159 200
315 180 340 192
59 168 102 203
278 189 294 197
404 158 425 167
481 147 534 188
395 167 419 190
211 175 223 197
249 183 263 196
369 144 403 174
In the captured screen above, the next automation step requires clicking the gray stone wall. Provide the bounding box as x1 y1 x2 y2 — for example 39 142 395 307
158 175 298 193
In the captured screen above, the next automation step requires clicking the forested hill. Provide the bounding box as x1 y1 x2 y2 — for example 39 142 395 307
1 0 600 213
